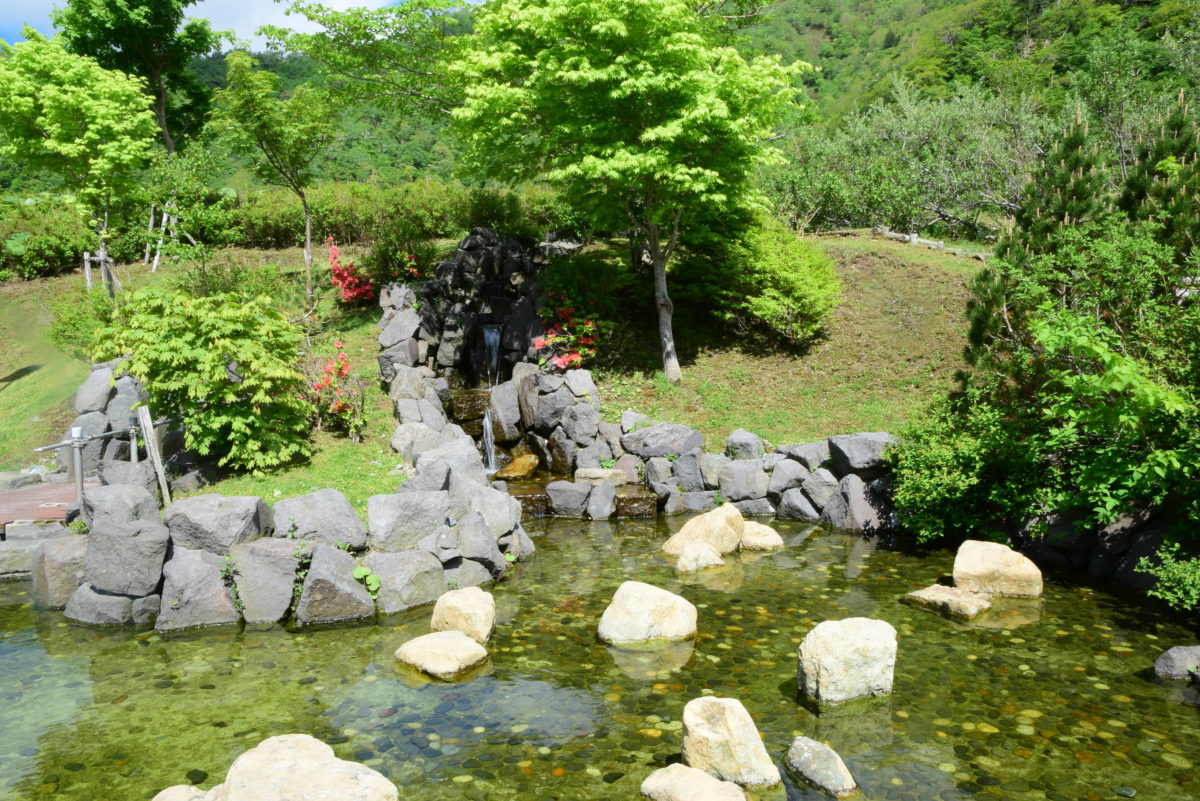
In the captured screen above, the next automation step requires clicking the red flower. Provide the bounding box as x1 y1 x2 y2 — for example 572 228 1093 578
333 340 343 349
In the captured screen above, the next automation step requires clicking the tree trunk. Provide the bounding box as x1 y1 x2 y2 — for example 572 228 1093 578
151 71 175 155
301 191 314 303
651 250 683 385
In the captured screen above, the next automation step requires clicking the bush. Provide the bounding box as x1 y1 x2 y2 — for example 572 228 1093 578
456 186 527 237
94 289 313 473
0 195 95 279
725 219 841 344
47 286 116 358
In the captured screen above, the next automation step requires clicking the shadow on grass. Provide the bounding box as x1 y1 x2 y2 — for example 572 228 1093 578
0 364 41 393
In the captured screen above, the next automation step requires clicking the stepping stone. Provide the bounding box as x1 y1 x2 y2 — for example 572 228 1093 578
395 630 488 680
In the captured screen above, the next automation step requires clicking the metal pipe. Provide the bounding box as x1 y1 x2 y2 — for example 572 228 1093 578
129 416 139 464
69 426 84 508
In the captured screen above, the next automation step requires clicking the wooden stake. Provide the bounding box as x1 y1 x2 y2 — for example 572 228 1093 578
137 405 172 505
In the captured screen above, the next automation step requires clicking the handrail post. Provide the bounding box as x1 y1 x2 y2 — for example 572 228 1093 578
69 426 84 508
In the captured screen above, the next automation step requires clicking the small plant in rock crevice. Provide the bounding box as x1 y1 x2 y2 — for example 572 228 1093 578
220 554 244 613
352 565 381 599
290 544 314 607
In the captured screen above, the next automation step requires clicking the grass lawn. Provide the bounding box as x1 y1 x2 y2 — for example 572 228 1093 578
594 235 981 449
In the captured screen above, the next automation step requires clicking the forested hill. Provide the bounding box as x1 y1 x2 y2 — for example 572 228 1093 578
744 0 1198 116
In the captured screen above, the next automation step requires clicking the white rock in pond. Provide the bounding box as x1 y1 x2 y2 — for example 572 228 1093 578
681 696 781 787
662 503 744 556
640 763 747 801
207 733 397 801
785 736 858 798
598 581 697 645
739 521 784 551
150 788 203 801
904 584 991 619
797 618 897 706
430 586 496 644
151 788 206 801
677 542 725 573
953 540 1043 597
395 630 489 680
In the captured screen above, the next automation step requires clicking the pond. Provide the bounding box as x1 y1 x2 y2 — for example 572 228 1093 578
1 518 1197 800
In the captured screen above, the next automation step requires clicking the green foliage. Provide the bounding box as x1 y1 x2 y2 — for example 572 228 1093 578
46 286 116 359
1138 541 1200 610
0 30 157 210
52 0 225 153
0 195 95 279
352 564 382 598
93 289 313 474
719 218 840 344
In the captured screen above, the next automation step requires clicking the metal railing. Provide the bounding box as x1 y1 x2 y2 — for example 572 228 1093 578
33 415 166 507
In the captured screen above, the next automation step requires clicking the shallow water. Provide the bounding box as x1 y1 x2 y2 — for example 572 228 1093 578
1 518 1198 801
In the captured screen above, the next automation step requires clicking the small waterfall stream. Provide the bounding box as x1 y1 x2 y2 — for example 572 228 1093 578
480 325 502 474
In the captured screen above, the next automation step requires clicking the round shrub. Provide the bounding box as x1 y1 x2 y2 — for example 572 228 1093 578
0 196 95 279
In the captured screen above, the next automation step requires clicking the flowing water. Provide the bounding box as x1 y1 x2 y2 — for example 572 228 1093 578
1 518 1197 801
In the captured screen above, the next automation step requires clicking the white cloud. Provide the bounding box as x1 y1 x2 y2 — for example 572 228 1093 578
0 1 391 49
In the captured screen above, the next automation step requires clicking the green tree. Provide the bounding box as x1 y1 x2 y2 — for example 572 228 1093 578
1119 92 1200 261
94 289 313 474
453 0 799 383
211 51 337 302
52 0 224 154
261 1 467 114
0 30 157 268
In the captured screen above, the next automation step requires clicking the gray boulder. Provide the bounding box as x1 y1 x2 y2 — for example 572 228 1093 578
699 453 729 490
365 550 447 614
84 520 169 597
777 488 820 520
598 421 625 457
273 489 367 550
547 480 591 516
416 440 488 486
454 512 506 577
99 460 158 499
614 453 644 484
294 544 375 625
377 339 419 382
761 452 786 472
548 426 577 474
74 367 114 414
417 525 462 564
718 460 769 502
733 498 775 516
498 526 536 561
165 494 272 554
564 369 601 407
467 484 522 537
401 461 450 492
132 594 160 626
367 491 450 551
777 440 830 470
820 475 890 532
156 547 240 632
828 432 895 478
105 376 142 431
683 491 718 512
725 428 764 460
801 468 839 510
231 538 301 626
645 457 674 486
443 557 493 589
488 380 522 443
575 440 612 469
561 402 600 445
64 584 133 626
768 459 809 500
621 422 704 458
378 307 421 349
663 484 685 515
1154 645 1200 679
587 480 617 519
620 409 654 433
671 451 706 492
532 384 574 433
63 411 111 475
82 484 158 531
32 536 88 609
0 471 40 491
390 421 451 464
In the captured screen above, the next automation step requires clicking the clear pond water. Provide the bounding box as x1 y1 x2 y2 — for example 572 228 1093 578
1 518 1198 801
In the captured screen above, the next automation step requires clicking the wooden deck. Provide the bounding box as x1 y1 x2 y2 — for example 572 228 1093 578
0 480 96 531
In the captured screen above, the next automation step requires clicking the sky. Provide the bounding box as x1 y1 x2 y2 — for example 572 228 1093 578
0 1 391 49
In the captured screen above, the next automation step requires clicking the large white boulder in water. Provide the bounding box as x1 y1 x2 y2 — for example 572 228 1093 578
953 540 1043 597
163 733 398 801
681 696 781 787
640 763 747 801
662 503 744 556
598 581 697 644
395 630 489 680
430 586 496 644
797 617 897 707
